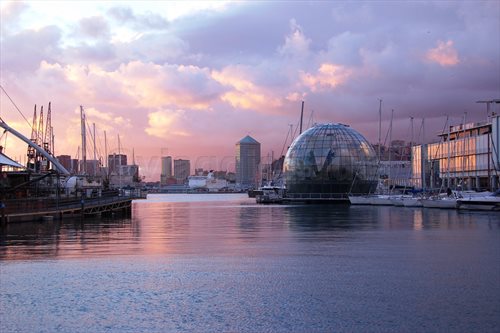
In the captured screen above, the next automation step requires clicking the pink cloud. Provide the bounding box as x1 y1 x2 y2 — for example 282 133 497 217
425 40 460 67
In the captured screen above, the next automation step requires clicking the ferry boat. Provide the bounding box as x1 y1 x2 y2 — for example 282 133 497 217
188 171 228 192
255 186 283 204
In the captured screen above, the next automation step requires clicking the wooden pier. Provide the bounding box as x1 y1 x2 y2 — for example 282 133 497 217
1 193 144 223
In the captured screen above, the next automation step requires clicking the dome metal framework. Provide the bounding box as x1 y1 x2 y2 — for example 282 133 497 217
284 123 378 199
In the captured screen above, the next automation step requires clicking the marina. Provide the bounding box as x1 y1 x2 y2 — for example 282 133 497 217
1 194 499 332
1 1 499 332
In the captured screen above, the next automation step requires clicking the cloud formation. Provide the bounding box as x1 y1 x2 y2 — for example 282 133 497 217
145 109 187 139
1 1 499 180
425 40 460 66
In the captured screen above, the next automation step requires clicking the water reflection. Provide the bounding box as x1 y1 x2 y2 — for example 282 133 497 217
0 194 499 261
0 216 138 260
285 205 379 232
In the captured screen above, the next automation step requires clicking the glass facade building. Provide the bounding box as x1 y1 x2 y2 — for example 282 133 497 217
284 123 378 199
411 115 500 191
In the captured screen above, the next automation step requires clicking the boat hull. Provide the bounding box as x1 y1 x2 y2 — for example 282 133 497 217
457 198 500 211
348 196 373 205
402 198 422 207
421 198 457 209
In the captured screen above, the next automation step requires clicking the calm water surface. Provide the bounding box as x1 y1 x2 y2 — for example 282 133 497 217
1 193 499 332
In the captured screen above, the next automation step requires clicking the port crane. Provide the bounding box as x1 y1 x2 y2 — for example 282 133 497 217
0 117 70 175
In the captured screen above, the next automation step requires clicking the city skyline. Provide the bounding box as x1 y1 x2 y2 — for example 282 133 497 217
1 1 499 180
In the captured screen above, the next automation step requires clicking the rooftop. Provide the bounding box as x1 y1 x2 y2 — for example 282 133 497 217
237 135 259 145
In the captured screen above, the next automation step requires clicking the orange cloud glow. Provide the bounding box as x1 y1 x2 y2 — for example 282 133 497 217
212 67 283 111
145 109 190 139
300 63 352 91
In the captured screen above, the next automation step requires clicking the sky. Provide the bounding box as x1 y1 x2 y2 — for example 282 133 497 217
1 0 499 180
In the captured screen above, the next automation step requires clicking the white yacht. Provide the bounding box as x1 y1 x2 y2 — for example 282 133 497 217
402 196 423 207
348 195 377 205
421 191 459 209
456 190 500 211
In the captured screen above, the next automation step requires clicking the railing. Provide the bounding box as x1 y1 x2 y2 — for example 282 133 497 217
285 192 350 200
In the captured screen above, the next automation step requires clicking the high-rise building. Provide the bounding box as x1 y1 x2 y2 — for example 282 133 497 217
81 159 99 176
71 159 79 174
57 155 71 172
236 135 261 189
160 156 172 185
174 159 190 183
108 154 127 174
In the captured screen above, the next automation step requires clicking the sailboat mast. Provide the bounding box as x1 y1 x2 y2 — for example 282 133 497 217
104 130 107 169
299 101 304 135
389 109 393 191
462 112 467 188
118 134 122 189
409 116 414 189
378 99 382 161
446 116 451 189
422 118 426 191
93 123 97 177
80 106 86 174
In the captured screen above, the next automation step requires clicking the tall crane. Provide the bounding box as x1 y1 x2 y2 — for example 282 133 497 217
26 102 55 172
0 118 69 175
41 102 53 171
27 105 38 171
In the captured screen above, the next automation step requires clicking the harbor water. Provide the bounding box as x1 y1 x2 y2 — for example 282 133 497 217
1 193 499 332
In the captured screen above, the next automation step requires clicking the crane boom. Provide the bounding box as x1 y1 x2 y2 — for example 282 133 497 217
0 118 70 175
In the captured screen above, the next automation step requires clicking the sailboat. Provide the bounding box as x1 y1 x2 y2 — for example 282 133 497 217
349 100 391 205
421 116 457 209
401 118 426 207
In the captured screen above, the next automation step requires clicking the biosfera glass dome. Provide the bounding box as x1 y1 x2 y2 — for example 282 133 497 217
284 123 378 197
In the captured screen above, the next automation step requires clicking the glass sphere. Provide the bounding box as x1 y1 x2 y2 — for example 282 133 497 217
284 123 378 197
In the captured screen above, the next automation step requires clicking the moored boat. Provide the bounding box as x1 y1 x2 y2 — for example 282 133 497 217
256 186 283 204
421 196 457 209
402 196 423 207
456 190 500 211
421 191 459 209
348 195 376 205
369 195 394 206
391 195 413 206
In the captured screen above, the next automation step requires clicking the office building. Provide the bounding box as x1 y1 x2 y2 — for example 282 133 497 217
56 155 72 172
411 114 500 191
160 156 172 185
174 159 190 183
235 135 261 189
108 154 127 174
